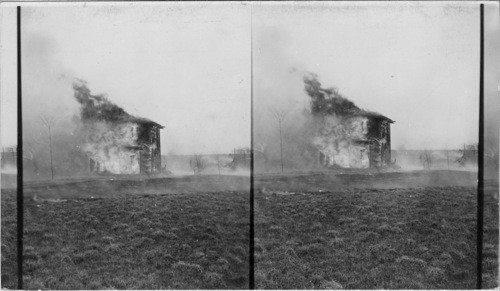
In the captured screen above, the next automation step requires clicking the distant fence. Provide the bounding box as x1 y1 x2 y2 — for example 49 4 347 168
392 149 478 170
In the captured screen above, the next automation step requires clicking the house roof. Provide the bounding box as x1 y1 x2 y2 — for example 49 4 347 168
112 115 164 128
124 116 165 128
354 110 394 123
72 82 164 128
310 90 394 123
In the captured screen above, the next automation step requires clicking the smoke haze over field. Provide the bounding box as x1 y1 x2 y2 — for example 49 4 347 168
1 2 498 173
1 3 251 156
252 2 499 172
253 3 485 150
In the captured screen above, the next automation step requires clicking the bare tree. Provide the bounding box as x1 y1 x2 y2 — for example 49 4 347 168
215 152 223 176
484 139 499 171
23 138 42 176
39 114 58 179
189 154 206 175
270 108 289 173
445 149 450 170
254 138 270 173
420 149 433 170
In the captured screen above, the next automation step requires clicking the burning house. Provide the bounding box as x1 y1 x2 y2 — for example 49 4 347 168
304 73 394 169
73 81 164 175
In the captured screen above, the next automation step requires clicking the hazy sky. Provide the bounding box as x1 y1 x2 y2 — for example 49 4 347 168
1 2 251 155
1 2 498 154
253 2 498 150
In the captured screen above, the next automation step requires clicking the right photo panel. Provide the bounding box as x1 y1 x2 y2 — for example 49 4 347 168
253 2 497 289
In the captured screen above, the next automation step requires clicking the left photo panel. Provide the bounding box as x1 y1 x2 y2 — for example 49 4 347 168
1 3 251 289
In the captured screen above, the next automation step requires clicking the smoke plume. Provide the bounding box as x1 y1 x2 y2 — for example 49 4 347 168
303 72 363 117
302 72 394 169
73 80 129 123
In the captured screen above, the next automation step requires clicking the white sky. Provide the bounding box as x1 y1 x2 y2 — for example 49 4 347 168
1 2 498 153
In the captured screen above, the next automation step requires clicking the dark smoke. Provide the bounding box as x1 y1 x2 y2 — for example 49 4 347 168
73 79 159 127
73 79 130 123
303 72 363 116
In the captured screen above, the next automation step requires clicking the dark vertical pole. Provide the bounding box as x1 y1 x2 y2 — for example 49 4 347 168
477 4 484 290
249 6 255 290
17 5 24 290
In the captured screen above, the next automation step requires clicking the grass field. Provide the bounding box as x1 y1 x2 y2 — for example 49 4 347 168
483 179 499 289
254 170 497 289
1 170 498 289
1 189 17 289
2 174 249 289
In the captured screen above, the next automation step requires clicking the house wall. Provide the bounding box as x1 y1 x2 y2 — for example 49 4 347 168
87 122 141 174
138 124 162 174
153 127 162 172
382 120 392 166
367 119 391 168
314 115 370 168
315 115 392 169
87 121 162 175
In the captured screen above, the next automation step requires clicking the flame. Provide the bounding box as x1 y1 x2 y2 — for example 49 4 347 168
302 72 391 169
312 115 370 168
82 122 140 174
72 80 161 175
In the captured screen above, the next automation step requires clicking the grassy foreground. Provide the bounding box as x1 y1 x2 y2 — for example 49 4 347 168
483 180 499 289
1 189 18 289
1 171 497 289
21 191 249 289
255 186 477 289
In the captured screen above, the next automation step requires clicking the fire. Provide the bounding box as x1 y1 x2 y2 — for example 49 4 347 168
303 73 393 169
73 80 163 175
83 122 140 174
313 115 370 168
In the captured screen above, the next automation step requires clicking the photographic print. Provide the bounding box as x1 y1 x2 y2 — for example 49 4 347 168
1 2 251 289
0 1 498 290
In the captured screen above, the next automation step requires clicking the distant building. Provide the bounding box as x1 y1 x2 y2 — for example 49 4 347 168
230 147 251 169
1 147 17 170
